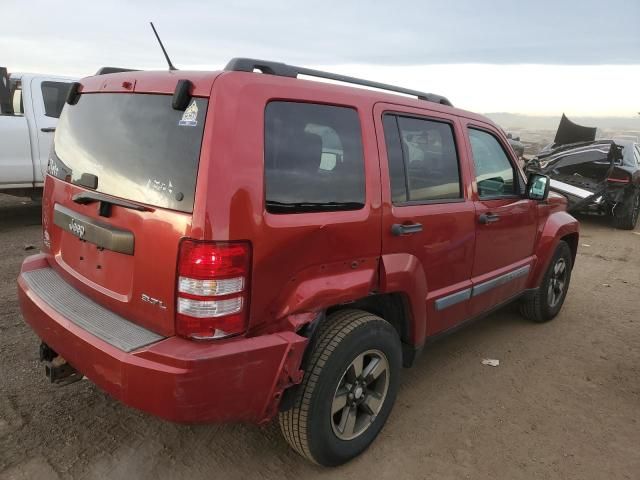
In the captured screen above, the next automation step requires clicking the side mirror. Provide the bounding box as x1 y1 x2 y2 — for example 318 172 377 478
527 173 550 201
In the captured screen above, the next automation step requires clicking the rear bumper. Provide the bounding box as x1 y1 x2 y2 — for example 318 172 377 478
549 179 605 211
18 254 306 424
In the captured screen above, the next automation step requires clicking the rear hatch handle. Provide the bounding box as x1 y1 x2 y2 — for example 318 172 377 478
72 191 154 216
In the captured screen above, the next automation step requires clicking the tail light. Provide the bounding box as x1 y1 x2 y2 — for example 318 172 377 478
607 169 631 184
176 240 251 340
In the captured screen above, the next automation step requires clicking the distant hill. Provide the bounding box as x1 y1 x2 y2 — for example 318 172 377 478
485 113 640 131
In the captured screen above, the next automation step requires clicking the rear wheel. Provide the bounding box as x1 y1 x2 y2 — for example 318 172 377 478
520 240 573 323
612 188 640 230
279 309 401 466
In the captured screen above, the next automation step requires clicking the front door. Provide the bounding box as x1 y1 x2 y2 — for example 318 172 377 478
376 104 476 336
462 122 538 317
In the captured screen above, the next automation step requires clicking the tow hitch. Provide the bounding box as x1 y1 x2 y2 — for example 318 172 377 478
39 343 83 386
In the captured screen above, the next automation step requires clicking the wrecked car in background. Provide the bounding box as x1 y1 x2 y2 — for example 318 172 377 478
527 115 640 230
507 133 525 159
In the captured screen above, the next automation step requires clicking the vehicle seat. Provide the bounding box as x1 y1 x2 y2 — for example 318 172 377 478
266 130 324 203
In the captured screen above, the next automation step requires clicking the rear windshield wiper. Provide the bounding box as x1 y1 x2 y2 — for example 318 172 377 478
266 201 364 213
72 191 153 213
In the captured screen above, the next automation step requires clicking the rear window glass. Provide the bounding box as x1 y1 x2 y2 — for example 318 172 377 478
51 93 207 213
264 101 365 213
41 81 71 118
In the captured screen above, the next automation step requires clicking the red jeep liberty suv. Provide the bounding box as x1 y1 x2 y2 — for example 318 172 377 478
18 59 579 466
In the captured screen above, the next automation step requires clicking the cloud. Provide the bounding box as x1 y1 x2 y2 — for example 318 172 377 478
311 64 640 117
2 0 639 76
3 0 638 116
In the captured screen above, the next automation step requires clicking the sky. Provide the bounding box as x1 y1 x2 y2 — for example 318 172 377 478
3 0 639 117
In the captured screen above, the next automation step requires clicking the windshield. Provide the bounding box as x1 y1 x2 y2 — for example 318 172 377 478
50 93 207 213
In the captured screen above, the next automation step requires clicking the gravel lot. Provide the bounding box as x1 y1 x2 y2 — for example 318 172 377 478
1 193 638 480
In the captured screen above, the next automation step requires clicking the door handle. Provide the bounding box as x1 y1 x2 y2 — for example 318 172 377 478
40 127 56 133
391 223 423 236
478 213 500 224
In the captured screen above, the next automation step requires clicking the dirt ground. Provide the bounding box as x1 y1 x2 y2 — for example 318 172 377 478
0 193 638 480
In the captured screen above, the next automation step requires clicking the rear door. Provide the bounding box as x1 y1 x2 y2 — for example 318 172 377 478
43 88 212 336
375 103 476 335
461 120 537 317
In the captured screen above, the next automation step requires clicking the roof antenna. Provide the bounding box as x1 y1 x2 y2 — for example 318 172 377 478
150 22 177 71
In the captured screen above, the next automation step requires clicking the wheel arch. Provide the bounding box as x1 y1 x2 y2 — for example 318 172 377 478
280 293 418 412
297 293 418 368
529 211 579 288
332 292 419 367
561 231 579 266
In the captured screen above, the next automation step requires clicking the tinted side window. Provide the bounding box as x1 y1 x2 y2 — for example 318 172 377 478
468 128 516 198
264 102 365 213
41 81 71 118
382 114 461 203
382 115 408 203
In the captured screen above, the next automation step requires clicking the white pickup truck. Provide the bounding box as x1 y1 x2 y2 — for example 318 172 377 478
0 67 76 198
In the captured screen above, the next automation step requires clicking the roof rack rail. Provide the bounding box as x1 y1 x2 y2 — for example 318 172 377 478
94 67 140 76
224 58 453 107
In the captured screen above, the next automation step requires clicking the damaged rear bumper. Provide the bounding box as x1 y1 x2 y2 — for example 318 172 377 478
549 179 607 212
18 254 307 424
529 138 631 214
549 179 628 213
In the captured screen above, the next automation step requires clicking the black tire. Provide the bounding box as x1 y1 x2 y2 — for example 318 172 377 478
279 309 402 466
611 188 640 230
520 241 573 323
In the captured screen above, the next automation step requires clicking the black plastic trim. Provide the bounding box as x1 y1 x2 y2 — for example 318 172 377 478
65 82 81 105
435 288 472 311
393 198 466 207
172 79 193 110
225 57 452 106
95 67 140 76
53 204 135 255
424 290 531 347
472 265 531 297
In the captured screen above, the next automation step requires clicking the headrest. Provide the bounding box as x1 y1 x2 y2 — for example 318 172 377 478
278 131 323 174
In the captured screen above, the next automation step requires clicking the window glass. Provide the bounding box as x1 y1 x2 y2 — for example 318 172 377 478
41 81 71 118
382 114 461 203
264 102 365 213
382 115 408 203
52 93 207 213
468 128 516 197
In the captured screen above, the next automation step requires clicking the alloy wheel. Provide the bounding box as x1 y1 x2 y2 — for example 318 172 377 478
548 257 568 308
331 349 390 441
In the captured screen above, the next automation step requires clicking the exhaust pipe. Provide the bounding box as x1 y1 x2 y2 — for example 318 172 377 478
39 342 83 386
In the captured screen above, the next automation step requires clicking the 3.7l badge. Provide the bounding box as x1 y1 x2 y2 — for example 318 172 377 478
141 293 167 310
